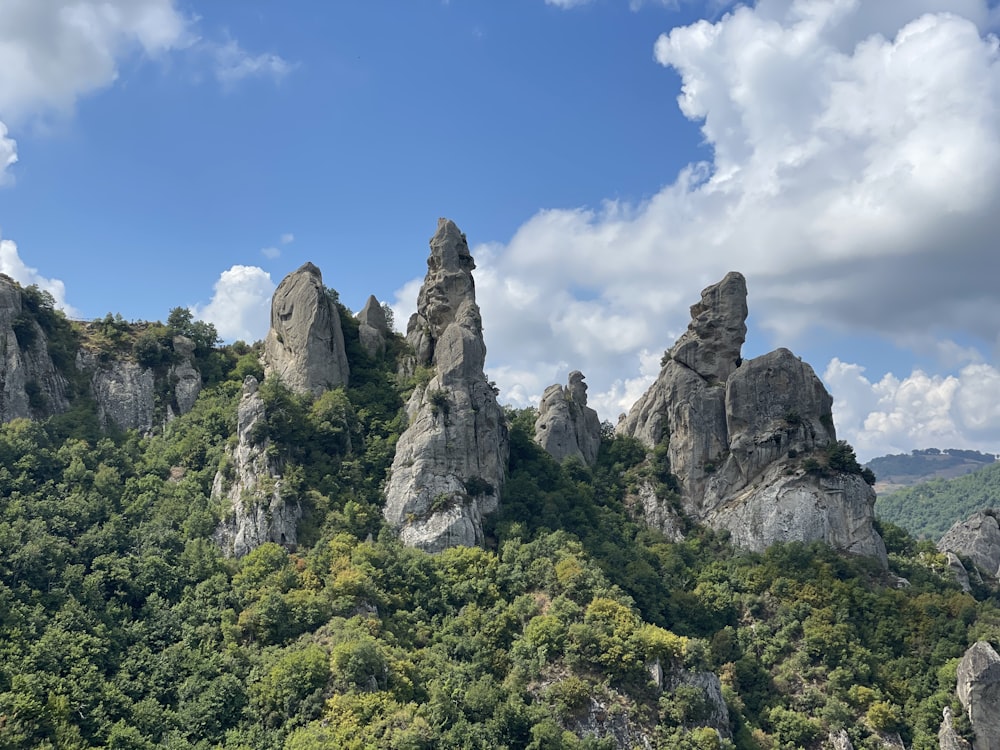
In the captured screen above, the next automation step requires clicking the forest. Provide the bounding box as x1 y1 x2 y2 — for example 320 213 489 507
0 292 997 750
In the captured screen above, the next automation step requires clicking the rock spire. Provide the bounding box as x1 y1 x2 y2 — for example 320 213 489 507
534 370 602 466
383 219 509 552
617 272 887 565
264 262 349 395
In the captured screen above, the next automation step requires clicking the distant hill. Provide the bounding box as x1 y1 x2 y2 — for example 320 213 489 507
875 460 1000 540
866 448 996 495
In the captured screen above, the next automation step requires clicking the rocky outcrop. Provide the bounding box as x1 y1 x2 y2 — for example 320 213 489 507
953 641 1000 750
383 219 508 552
264 262 349 395
167 335 202 418
213 376 300 558
357 295 389 358
944 551 974 593
617 272 886 566
939 511 1000 583
0 275 70 421
939 706 973 750
830 729 855 750
534 371 602 466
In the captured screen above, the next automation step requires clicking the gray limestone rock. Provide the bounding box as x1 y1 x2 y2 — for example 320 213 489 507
78 349 157 432
0 275 70 422
945 551 973 593
939 706 973 750
830 729 855 750
357 294 389 359
213 376 300 557
534 370 602 466
264 262 349 395
617 272 886 564
939 511 1000 582
956 641 1000 750
168 335 202 418
383 219 509 552
663 671 732 740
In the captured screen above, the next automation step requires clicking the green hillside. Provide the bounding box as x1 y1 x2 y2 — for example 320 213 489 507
875 462 1000 541
0 303 997 750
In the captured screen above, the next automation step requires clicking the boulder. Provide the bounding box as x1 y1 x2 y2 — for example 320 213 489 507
264 262 349 395
383 219 509 552
212 376 301 557
534 370 602 466
955 641 1000 750
938 511 1000 582
357 294 389 358
618 272 886 565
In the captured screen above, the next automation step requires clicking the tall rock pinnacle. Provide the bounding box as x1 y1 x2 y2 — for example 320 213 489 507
534 370 602 467
264 262 349 395
383 219 509 552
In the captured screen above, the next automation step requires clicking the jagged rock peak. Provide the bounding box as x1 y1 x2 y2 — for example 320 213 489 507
938 510 1000 583
405 218 482 373
384 219 509 552
617 271 886 566
669 271 748 383
955 641 1000 750
212 376 301 558
534 370 602 466
264 262 349 395
357 294 389 359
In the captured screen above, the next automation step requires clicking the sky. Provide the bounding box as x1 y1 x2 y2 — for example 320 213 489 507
1 0 999 462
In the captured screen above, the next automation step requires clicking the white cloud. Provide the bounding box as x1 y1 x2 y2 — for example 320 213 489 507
214 40 296 86
192 265 274 343
280 233 295 245
545 0 594 8
0 122 16 185
0 238 78 316
459 0 1000 451
261 246 281 260
0 0 190 120
824 358 1000 461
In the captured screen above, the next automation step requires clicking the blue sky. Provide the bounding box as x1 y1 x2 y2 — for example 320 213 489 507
1 0 999 460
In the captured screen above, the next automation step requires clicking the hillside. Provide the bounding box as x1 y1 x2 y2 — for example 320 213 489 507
1 234 1000 750
876 462 1000 541
867 449 996 495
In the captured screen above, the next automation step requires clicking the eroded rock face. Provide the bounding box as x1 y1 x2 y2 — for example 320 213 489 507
956 641 1000 750
938 511 1000 583
78 349 157 432
213 376 300 557
168 335 202 418
617 272 886 565
383 219 508 552
264 262 349 395
0 275 70 422
357 295 389 359
939 706 973 750
534 370 602 466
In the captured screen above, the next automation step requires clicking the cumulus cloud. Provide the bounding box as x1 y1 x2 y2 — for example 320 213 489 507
824 359 1000 461
0 0 190 120
213 40 297 86
450 0 1000 460
0 238 78 316
192 265 275 343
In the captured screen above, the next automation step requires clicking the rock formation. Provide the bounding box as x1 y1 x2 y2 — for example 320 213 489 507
617 272 887 565
357 295 389 358
534 370 602 466
167 335 202 418
383 219 509 552
954 641 1000 750
264 262 349 395
939 511 1000 584
939 706 973 750
0 275 70 421
80 351 157 432
213 376 300 557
